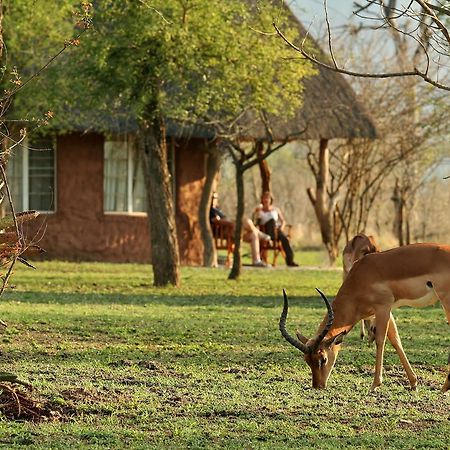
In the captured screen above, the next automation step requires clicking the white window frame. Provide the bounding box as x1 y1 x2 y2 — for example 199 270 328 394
104 136 147 216
22 144 29 210
9 137 57 214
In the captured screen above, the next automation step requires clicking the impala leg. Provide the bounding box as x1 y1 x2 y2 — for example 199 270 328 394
360 319 366 340
366 319 376 345
435 293 450 392
371 308 391 391
440 302 450 326
386 312 417 390
431 284 450 325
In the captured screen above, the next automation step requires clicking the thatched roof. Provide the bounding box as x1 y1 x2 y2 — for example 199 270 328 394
166 8 376 142
294 62 377 140
236 62 377 142
231 5 376 142
65 6 375 142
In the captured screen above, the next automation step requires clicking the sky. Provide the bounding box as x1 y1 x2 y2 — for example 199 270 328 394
286 1 398 66
288 1 450 178
290 0 355 31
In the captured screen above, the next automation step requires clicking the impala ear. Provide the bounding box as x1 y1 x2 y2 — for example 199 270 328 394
368 235 381 252
350 235 360 249
296 330 309 344
324 331 346 348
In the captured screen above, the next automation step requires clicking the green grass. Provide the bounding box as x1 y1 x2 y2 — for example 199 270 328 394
227 246 336 267
0 260 448 449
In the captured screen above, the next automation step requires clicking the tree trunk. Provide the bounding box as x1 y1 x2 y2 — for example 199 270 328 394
391 179 404 247
139 116 180 287
199 145 221 267
405 216 411 245
0 1 3 62
307 139 338 265
257 141 271 195
228 163 244 280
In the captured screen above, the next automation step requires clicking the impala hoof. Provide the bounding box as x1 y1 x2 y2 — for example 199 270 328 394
370 380 382 392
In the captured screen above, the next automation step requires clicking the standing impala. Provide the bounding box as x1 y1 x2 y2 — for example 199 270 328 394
342 233 380 341
280 243 450 391
342 234 380 279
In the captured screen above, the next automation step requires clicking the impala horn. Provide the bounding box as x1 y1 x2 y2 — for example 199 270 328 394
309 288 334 351
279 289 310 353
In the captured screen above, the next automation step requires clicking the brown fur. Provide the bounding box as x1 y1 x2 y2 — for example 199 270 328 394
342 234 380 342
443 351 450 393
283 243 450 392
342 234 380 278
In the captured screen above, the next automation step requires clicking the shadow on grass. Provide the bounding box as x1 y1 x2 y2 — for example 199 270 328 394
3 291 331 309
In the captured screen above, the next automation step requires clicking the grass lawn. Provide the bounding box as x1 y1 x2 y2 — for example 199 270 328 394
0 259 448 449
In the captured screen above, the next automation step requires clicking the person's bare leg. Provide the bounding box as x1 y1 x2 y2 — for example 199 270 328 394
250 233 261 263
243 225 265 265
244 218 257 233
245 218 270 241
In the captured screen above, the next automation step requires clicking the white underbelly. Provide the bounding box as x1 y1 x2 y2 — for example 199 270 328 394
393 289 439 309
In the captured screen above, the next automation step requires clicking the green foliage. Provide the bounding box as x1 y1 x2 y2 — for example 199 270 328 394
3 0 76 74
0 261 448 448
5 0 315 131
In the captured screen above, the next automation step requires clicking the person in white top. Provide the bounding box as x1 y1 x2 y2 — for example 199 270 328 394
210 192 271 267
254 191 298 267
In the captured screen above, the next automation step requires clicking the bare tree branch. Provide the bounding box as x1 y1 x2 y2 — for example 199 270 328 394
274 0 450 91
273 21 450 90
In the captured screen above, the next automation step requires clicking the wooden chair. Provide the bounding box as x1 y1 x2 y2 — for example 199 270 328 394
258 224 292 267
211 221 234 267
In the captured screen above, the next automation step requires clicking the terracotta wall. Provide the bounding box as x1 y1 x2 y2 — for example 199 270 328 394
174 139 207 265
24 132 206 264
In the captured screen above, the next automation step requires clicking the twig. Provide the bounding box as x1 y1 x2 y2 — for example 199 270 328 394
273 22 450 91
0 28 89 103
0 165 19 296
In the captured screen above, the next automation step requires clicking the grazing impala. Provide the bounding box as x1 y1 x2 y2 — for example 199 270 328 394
342 233 380 341
280 243 450 391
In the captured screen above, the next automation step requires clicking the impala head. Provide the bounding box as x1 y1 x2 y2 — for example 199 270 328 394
279 289 346 389
352 233 380 257
343 234 380 278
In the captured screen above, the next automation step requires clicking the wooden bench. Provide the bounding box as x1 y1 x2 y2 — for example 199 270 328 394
258 224 292 267
211 221 234 267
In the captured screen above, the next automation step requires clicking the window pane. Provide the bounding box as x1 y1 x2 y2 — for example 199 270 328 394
104 140 128 212
6 144 24 212
132 146 147 212
28 137 55 211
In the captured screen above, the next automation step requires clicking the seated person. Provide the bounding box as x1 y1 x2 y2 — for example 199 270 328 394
210 192 270 267
253 191 298 267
